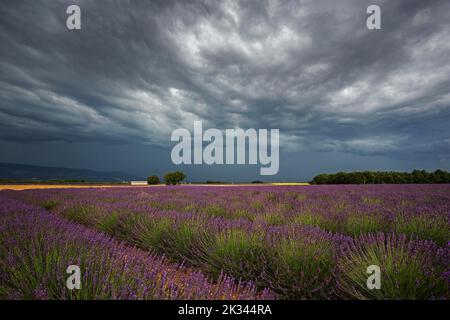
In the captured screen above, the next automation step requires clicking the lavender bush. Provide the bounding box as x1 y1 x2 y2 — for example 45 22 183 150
0 195 272 300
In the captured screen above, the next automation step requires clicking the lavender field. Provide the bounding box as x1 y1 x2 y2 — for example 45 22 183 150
1 185 449 299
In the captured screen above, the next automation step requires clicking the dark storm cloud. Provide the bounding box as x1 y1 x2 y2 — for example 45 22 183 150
1 0 450 159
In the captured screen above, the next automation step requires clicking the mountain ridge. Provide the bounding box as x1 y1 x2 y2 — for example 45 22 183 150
0 162 140 181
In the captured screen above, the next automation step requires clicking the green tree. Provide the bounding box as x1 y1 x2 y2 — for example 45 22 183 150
147 175 160 185
164 171 186 185
312 174 330 184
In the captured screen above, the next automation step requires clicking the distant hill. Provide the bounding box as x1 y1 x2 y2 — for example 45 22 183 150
0 162 140 182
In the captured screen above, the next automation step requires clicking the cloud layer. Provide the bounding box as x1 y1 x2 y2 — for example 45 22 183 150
1 0 450 161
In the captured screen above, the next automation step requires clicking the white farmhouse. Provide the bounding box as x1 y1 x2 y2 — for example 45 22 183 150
130 181 148 186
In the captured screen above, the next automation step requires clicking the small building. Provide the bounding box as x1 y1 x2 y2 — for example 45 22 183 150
130 181 148 186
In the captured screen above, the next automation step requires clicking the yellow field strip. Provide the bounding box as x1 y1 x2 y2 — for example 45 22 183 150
0 183 310 191
271 182 310 186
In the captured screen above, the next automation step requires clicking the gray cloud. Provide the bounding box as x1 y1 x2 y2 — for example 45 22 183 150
1 0 450 161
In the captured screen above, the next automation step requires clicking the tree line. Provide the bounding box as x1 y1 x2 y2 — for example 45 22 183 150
147 171 186 185
311 170 450 184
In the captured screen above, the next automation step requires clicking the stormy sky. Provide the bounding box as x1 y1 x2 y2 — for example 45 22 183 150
1 0 450 181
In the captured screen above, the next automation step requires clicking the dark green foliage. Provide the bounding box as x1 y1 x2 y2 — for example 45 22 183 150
163 171 186 185
312 170 450 184
41 199 60 210
147 175 160 185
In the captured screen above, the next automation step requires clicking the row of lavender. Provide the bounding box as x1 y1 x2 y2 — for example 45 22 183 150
25 184 449 244
0 195 273 299
3 184 448 299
